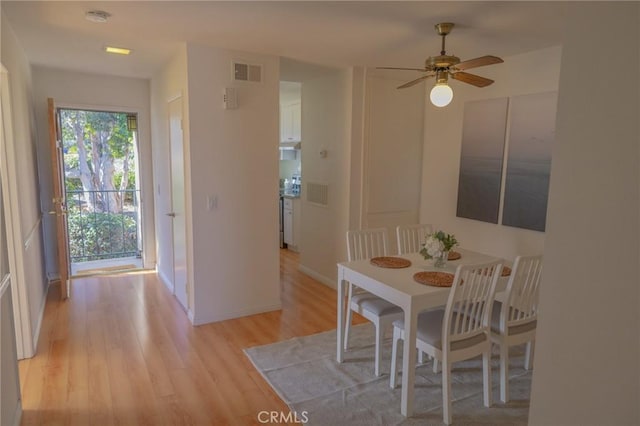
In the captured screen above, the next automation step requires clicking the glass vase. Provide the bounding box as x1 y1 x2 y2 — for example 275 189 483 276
433 251 449 268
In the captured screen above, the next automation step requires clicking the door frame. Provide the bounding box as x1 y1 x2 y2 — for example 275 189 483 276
48 98 70 298
51 101 149 273
1 64 34 358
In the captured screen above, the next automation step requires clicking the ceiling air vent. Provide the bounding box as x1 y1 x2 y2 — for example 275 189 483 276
233 61 262 83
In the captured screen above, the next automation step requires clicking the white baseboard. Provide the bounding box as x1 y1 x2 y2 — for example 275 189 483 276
29 286 48 358
297 264 336 289
46 272 59 283
191 303 282 326
157 269 174 292
12 400 22 426
158 268 195 324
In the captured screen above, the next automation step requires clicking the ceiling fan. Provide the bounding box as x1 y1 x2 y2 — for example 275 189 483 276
378 23 503 107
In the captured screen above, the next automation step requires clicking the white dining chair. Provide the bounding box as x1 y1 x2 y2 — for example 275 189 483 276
490 254 543 403
345 228 404 376
396 223 437 366
396 223 434 255
390 260 503 425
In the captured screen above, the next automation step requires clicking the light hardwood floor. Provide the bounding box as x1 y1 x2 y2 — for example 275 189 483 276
19 249 366 425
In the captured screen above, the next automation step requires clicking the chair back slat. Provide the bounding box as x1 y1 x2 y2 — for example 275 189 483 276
445 261 502 347
346 228 389 261
503 255 543 329
396 224 434 255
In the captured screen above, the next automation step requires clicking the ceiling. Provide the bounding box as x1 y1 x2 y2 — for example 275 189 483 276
1 1 568 79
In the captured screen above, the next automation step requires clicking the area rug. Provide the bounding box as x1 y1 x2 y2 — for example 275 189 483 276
244 323 531 425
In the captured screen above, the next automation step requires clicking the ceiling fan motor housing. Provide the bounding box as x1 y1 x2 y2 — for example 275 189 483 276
434 69 449 84
426 55 460 71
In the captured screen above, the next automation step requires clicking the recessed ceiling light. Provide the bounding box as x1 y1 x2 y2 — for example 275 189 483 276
85 10 111 23
104 46 132 55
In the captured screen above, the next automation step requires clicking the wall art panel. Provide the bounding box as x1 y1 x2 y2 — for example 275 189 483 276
502 92 557 231
456 97 508 224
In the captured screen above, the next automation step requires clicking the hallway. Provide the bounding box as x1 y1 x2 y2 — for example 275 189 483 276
18 250 362 425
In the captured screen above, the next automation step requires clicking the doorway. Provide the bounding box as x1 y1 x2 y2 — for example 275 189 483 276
279 81 302 253
56 108 144 276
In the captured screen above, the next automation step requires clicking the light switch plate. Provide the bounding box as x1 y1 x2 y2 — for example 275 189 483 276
223 87 238 109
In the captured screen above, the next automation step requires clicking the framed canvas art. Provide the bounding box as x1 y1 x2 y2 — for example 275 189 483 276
456 97 509 224
502 92 557 231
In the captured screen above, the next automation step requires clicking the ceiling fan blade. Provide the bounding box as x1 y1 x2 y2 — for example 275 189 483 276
454 55 503 71
377 66 428 72
451 71 494 87
397 74 434 89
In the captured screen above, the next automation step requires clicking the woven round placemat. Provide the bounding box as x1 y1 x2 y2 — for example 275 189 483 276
448 251 461 261
370 256 411 269
413 271 455 287
502 266 512 277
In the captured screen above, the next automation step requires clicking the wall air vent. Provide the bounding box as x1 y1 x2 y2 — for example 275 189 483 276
307 182 329 206
233 61 262 83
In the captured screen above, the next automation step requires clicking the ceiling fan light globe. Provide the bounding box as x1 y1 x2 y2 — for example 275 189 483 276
430 84 453 107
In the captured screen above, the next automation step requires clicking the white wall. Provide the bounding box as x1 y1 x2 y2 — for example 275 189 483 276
529 3 639 424
184 44 281 324
293 64 352 286
1 13 47 358
31 66 156 273
420 46 562 260
150 45 188 292
361 70 425 254
0 282 21 426
291 62 424 283
0 49 23 426
348 67 366 231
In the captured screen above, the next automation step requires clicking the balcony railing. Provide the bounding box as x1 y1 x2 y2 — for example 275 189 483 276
66 189 142 263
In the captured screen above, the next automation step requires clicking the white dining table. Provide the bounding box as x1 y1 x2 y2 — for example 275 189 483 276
336 248 505 417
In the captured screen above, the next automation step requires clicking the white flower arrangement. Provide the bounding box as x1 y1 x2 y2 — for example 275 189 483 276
423 236 445 258
420 231 458 260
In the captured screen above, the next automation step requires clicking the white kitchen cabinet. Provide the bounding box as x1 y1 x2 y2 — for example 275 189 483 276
283 197 300 252
280 102 301 143
292 197 301 251
283 199 293 246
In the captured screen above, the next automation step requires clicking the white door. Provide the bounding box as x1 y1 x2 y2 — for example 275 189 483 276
168 97 188 310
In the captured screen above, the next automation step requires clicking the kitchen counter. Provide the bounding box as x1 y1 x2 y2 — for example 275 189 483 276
281 192 300 199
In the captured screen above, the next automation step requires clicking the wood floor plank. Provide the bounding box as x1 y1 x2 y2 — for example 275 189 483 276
66 317 89 426
166 367 221 425
39 338 70 425
86 309 115 425
105 347 140 425
19 249 360 425
21 285 69 425
158 393 196 426
178 348 239 425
